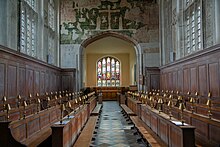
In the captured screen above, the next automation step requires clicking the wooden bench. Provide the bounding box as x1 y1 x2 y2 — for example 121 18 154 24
130 116 167 147
91 104 102 116
73 116 99 147
120 104 136 116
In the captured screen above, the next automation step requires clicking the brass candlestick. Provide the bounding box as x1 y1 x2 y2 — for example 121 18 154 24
206 92 212 119
37 98 41 113
167 100 173 119
149 96 154 109
47 97 50 109
189 97 195 113
17 95 21 108
66 101 72 119
187 91 190 101
50 92 53 99
158 97 163 114
60 104 66 124
179 102 185 125
2 96 7 111
23 101 28 119
69 93 72 100
29 94 32 104
74 99 78 113
6 104 11 120
79 97 82 108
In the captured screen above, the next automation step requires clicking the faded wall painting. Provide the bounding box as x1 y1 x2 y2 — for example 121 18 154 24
60 0 158 44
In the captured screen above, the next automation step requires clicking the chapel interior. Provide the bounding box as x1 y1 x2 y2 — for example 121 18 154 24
0 0 220 146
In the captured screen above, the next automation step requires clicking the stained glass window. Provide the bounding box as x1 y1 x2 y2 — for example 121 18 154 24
97 57 120 87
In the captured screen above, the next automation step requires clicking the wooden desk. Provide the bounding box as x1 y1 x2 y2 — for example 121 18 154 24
140 104 195 147
127 97 142 117
0 105 60 146
51 105 89 147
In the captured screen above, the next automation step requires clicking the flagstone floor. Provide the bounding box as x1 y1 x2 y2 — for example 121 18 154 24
91 101 146 147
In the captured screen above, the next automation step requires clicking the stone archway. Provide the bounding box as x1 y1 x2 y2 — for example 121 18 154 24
77 31 143 90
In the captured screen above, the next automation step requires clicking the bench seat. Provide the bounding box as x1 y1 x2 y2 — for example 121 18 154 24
130 116 167 147
73 116 99 147
120 104 136 116
91 104 102 116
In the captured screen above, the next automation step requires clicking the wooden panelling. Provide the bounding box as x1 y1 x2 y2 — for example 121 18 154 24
192 118 208 138
209 124 220 144
19 67 26 97
145 67 160 91
208 62 219 97
8 65 17 98
190 67 197 93
26 69 34 96
173 71 177 91
183 68 190 93
168 72 172 90
160 44 220 102
34 71 40 94
0 46 76 110
177 70 183 92
40 72 45 95
198 65 207 96
0 63 5 98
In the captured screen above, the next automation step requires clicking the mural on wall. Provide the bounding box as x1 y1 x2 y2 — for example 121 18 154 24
60 0 158 44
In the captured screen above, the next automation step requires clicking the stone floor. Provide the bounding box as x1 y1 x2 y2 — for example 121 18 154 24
91 101 146 147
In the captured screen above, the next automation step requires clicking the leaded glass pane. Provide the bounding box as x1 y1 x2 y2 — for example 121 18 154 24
97 57 120 87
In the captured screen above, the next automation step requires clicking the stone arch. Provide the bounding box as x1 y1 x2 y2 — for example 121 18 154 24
77 31 142 90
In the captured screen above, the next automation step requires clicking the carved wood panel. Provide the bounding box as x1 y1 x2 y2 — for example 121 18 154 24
208 62 219 97
34 71 40 95
190 67 197 93
8 65 17 98
198 65 207 97
160 45 220 102
19 67 26 97
183 68 190 93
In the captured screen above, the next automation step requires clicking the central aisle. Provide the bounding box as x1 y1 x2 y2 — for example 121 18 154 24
92 101 146 147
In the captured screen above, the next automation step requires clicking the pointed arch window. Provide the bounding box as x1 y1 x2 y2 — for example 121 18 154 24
97 57 120 87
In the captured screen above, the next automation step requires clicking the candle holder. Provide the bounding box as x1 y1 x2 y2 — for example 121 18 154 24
179 102 185 125
157 97 163 114
149 96 154 109
187 91 190 101
66 101 72 119
50 92 53 99
60 104 66 124
29 94 32 104
37 98 41 113
206 92 212 119
17 95 22 108
47 97 50 109
69 93 72 100
2 96 7 112
5 104 11 120
167 100 173 119
74 99 78 113
189 97 195 113
23 101 28 119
